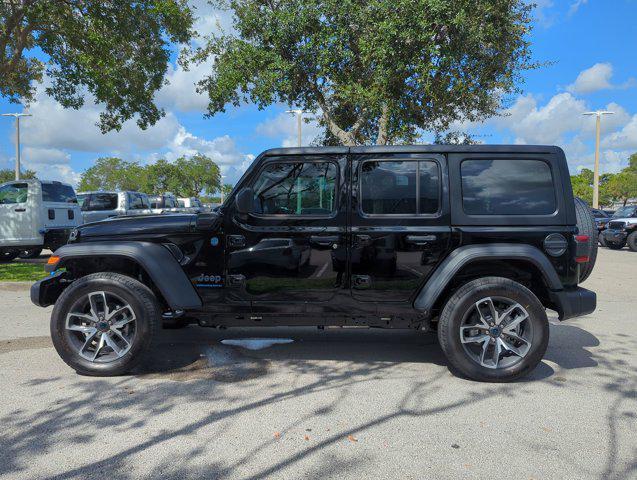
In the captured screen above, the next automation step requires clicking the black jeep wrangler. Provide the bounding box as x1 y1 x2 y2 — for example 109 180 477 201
31 145 597 382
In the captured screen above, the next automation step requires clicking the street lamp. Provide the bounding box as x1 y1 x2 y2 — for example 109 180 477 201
582 110 614 209
220 175 226 204
285 109 311 147
1 112 32 181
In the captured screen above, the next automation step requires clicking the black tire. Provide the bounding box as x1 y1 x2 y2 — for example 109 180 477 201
0 249 19 262
437 276 549 382
627 231 637 252
598 232 607 247
19 248 43 259
574 197 598 282
607 241 626 250
50 272 160 376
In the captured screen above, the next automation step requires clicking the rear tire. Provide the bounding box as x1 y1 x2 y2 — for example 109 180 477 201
50 272 160 376
627 231 637 252
0 249 19 262
19 248 43 259
607 241 626 250
574 198 598 282
437 277 549 382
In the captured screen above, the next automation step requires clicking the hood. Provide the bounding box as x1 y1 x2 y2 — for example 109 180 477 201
74 213 206 241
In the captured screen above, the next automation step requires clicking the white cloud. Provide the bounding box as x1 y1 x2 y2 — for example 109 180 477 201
567 63 614 94
602 114 637 151
256 112 323 147
156 59 213 112
568 0 588 16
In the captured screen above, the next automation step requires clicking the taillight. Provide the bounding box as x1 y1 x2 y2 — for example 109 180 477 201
575 235 589 243
68 209 74 220
48 209 55 220
575 255 590 263
574 235 590 263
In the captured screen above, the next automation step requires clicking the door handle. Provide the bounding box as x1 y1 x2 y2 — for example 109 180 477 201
310 235 339 247
406 235 437 245
228 235 246 247
14 208 26 212
355 234 372 246
352 275 371 289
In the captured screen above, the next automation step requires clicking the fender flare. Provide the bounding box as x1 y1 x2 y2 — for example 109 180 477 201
50 241 202 311
413 243 562 315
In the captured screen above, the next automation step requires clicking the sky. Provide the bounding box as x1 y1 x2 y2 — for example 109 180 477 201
1 0 636 187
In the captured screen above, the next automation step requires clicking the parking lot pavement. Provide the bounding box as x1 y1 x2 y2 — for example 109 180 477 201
0 249 635 480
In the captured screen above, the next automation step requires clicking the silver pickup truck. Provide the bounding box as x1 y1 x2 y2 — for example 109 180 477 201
77 191 152 223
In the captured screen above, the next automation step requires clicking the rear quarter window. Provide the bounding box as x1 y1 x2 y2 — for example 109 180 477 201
42 183 77 203
460 159 556 215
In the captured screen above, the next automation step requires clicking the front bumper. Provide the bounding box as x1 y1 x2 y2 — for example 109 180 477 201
31 271 69 308
549 287 596 320
603 229 627 244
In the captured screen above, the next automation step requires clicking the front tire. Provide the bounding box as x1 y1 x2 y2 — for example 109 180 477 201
607 241 626 250
19 248 43 259
437 277 549 382
627 231 637 252
50 272 160 376
0 249 19 262
598 232 607 247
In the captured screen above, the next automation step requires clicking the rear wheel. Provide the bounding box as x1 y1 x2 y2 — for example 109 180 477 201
50 272 160 376
19 248 43 259
574 197 598 282
438 277 549 382
0 249 19 262
627 232 637 252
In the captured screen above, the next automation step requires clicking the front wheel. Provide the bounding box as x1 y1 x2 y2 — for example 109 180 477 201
607 241 626 250
0 249 19 262
437 277 549 382
19 248 43 259
598 232 607 247
627 232 637 252
50 272 160 376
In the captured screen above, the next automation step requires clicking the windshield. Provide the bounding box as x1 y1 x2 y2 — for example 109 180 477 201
612 206 636 218
42 183 77 203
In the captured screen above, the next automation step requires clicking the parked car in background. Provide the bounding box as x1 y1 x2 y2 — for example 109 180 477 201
0 179 82 260
149 193 179 214
177 197 204 213
591 208 611 246
601 204 637 251
77 191 152 223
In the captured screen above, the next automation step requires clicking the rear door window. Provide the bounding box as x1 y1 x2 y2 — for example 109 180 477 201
85 193 118 211
42 183 77 203
0 183 28 204
460 159 556 215
360 160 440 215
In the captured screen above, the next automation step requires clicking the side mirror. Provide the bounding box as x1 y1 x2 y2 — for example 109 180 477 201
235 187 254 215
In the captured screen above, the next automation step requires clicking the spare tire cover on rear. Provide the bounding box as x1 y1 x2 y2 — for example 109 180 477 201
574 197 598 282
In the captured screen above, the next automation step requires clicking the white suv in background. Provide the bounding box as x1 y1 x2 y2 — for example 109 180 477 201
77 191 152 223
0 179 83 261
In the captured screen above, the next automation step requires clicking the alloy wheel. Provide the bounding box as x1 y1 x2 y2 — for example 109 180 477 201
459 296 533 369
65 291 137 363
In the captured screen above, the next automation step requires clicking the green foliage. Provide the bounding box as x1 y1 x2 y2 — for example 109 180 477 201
0 169 37 184
1 0 193 132
193 0 538 145
77 154 222 197
571 158 637 207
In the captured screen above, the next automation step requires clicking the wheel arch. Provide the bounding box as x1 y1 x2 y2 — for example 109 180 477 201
45 241 202 311
414 244 562 317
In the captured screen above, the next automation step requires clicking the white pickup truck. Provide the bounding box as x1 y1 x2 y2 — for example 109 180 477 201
0 179 83 261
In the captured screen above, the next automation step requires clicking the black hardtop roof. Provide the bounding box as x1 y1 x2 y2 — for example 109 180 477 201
261 144 563 156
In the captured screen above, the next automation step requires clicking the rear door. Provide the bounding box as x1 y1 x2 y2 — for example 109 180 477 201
41 182 81 229
223 152 348 312
349 152 451 303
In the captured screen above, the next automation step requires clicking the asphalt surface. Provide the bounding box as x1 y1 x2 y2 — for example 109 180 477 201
0 248 635 480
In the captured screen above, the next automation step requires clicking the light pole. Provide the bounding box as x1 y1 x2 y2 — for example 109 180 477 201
285 109 310 147
583 110 614 209
1 112 32 180
220 175 226 204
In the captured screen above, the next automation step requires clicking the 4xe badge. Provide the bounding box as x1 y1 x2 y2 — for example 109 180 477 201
192 274 223 288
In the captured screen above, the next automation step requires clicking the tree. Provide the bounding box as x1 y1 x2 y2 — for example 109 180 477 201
78 157 146 192
170 154 221 197
607 170 637 207
194 0 537 145
0 168 37 183
1 0 192 132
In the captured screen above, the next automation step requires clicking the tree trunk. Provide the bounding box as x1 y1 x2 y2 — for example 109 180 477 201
376 104 390 145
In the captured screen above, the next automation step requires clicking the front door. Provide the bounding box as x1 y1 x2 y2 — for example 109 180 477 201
349 152 451 303
0 182 40 247
224 153 348 312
